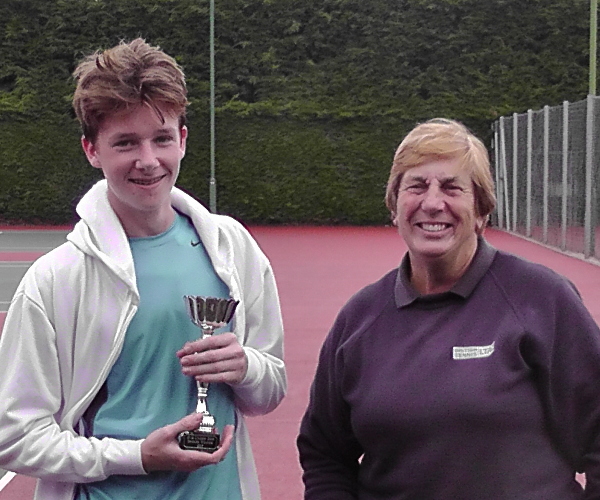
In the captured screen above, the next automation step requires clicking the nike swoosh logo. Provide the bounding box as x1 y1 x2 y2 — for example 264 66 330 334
191 240 201 247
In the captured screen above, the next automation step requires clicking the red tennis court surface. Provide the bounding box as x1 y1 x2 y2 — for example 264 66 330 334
0 226 598 499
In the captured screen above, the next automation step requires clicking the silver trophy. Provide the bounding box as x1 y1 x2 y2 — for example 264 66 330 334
178 295 239 452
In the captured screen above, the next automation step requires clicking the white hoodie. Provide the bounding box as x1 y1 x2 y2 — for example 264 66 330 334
0 180 286 499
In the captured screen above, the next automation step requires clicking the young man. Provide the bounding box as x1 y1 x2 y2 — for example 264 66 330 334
0 39 286 500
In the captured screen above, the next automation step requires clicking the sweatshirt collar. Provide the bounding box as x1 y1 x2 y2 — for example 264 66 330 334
394 235 497 308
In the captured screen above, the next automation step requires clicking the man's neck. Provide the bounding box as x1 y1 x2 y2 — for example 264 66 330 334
119 207 177 238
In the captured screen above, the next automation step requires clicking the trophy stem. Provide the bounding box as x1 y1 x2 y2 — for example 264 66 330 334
201 324 215 338
195 381 209 414
195 324 213 414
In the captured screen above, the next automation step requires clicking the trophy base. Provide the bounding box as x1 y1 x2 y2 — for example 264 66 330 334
178 430 220 453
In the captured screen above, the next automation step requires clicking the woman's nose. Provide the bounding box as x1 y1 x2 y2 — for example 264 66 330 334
420 186 445 211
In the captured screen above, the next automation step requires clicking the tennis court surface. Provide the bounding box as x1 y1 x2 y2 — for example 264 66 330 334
1 225 598 499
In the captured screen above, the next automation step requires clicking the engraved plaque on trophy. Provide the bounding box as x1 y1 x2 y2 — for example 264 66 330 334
178 296 239 453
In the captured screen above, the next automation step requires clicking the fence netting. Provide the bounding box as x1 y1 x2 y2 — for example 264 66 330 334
492 96 600 261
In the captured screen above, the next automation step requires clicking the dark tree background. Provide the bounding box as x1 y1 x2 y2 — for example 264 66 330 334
0 0 591 224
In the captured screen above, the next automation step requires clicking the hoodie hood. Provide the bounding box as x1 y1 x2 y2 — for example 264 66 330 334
67 180 137 293
66 179 229 299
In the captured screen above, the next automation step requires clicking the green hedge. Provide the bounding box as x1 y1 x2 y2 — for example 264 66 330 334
182 113 414 225
1 0 587 226
0 113 415 225
0 115 102 225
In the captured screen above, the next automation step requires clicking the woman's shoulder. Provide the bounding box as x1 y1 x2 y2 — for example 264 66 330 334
339 268 398 321
489 249 580 300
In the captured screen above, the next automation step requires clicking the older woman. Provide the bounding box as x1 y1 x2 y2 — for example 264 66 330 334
297 118 600 499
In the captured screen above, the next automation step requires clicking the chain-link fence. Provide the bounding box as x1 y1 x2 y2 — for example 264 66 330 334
492 95 600 262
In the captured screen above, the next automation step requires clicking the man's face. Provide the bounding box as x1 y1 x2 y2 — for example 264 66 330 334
395 157 484 266
82 104 187 231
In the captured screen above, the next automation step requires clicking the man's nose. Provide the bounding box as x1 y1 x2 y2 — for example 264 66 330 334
135 142 160 170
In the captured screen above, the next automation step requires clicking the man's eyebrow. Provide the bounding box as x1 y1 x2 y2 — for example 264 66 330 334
109 128 176 141
109 132 138 141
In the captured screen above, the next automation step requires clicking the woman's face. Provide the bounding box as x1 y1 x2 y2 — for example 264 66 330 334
395 157 484 267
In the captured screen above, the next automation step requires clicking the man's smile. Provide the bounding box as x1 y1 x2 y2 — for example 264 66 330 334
129 174 167 186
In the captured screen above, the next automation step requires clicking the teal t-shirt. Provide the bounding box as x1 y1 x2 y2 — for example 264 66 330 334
77 212 242 500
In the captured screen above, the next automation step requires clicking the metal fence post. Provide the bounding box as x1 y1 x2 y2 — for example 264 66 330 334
499 116 510 230
543 105 549 244
209 0 217 213
495 119 504 228
585 95 595 257
526 110 533 238
512 113 518 232
492 121 500 227
561 101 569 251
594 98 599 259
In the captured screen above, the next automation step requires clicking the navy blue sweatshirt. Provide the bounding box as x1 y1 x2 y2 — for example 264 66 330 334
298 238 600 499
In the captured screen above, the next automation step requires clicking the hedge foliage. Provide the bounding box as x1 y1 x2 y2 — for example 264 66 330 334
0 0 592 224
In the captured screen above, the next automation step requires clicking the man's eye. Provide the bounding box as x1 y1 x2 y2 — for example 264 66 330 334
114 140 134 148
156 135 174 144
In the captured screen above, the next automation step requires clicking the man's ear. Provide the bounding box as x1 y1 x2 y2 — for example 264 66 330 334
179 126 188 159
81 136 102 169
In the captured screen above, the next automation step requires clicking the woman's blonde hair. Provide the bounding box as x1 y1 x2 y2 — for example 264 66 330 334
385 118 496 230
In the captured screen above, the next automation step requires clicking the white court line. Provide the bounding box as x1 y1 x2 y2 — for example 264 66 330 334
0 248 54 252
0 471 16 492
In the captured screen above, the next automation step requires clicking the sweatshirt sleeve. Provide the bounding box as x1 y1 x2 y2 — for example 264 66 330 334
0 286 146 482
520 277 600 499
226 222 287 416
297 307 363 500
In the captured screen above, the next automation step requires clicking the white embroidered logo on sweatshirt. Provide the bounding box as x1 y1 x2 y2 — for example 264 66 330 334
453 342 495 360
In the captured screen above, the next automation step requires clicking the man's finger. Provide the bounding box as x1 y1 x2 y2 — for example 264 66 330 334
169 412 204 435
177 333 237 358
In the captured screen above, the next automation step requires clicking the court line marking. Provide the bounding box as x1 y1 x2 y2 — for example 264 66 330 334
0 248 55 251
0 230 69 234
0 231 47 482
0 471 16 492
